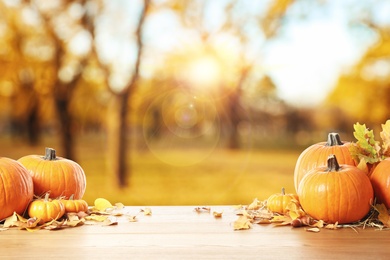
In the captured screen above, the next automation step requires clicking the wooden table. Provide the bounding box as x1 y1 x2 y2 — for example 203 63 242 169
1 206 389 259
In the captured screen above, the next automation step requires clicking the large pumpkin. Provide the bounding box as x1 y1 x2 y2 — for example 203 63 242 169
298 154 373 224
294 132 356 193
370 158 390 208
0 157 34 220
18 147 86 199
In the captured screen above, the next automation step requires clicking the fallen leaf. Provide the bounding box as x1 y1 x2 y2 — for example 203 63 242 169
102 216 118 226
213 211 223 218
85 214 109 222
247 198 262 210
325 222 339 230
306 227 320 233
3 212 19 228
141 207 152 216
376 203 390 227
93 198 113 212
128 215 138 222
233 215 252 230
271 215 292 224
194 207 211 213
286 200 305 220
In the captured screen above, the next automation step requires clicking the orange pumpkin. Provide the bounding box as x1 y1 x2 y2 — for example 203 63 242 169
28 193 65 224
370 158 390 208
298 154 373 224
294 132 355 193
0 157 34 220
266 188 299 214
18 147 86 199
62 196 89 213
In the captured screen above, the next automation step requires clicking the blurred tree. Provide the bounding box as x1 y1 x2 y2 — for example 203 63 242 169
148 0 295 149
96 0 150 187
326 20 390 128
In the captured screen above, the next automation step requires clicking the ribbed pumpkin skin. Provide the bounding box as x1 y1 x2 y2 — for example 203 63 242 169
28 196 65 223
18 150 86 199
294 133 356 193
298 157 373 224
266 189 299 214
370 158 390 208
0 157 34 220
62 199 89 213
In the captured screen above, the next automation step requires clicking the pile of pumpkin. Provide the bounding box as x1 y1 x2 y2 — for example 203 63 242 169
0 147 88 225
266 131 390 226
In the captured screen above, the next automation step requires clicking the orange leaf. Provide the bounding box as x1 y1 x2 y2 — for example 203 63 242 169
376 204 390 227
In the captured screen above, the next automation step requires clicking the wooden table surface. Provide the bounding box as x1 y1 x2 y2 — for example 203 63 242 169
1 205 389 259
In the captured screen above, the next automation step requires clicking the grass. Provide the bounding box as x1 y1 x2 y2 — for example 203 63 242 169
0 134 302 206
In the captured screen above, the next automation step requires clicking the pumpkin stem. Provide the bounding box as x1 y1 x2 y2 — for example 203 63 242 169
44 192 51 201
281 187 285 195
327 154 340 172
44 147 57 161
326 133 343 146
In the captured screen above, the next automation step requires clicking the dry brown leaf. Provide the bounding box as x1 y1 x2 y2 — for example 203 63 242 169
233 216 252 230
325 222 339 230
42 219 66 231
194 207 211 213
311 219 324 228
3 212 19 228
376 204 390 227
213 211 223 218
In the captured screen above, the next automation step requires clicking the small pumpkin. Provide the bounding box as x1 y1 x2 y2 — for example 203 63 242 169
266 188 299 214
294 132 356 193
18 147 86 199
370 158 390 208
62 195 89 213
28 193 65 224
298 154 373 224
0 157 34 220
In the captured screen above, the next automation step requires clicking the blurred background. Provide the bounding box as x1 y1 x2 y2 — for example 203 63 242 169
0 0 389 206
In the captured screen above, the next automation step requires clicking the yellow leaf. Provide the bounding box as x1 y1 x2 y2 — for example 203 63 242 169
115 202 125 209
247 198 261 210
233 216 252 230
286 200 305 220
128 215 138 222
271 215 291 223
141 207 152 216
85 214 109 222
94 198 113 211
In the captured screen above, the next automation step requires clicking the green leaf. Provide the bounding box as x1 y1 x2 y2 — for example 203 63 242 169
350 123 380 164
380 120 390 157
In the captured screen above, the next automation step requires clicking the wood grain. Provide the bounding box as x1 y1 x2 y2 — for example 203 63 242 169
1 206 389 259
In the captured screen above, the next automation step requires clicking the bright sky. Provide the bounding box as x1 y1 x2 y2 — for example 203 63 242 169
99 0 386 107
